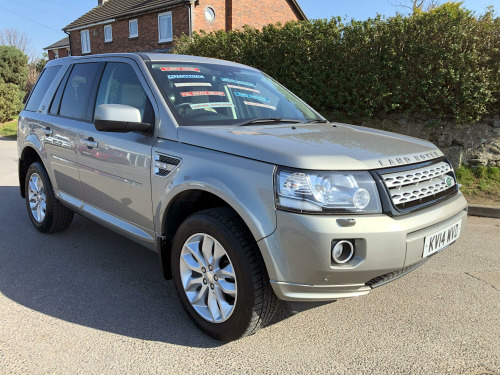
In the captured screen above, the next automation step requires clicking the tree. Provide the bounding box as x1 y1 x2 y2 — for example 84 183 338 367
36 52 48 73
0 46 28 90
392 0 441 13
0 27 35 61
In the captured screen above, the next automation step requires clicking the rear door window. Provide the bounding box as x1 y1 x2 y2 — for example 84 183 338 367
25 66 61 112
59 63 100 120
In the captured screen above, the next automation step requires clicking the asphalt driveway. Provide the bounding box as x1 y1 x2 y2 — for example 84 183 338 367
0 137 499 374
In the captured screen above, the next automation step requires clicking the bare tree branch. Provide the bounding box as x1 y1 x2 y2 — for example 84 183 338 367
0 27 36 62
390 0 441 14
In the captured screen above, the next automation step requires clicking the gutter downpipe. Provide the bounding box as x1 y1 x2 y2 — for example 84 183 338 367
64 30 72 57
183 0 193 38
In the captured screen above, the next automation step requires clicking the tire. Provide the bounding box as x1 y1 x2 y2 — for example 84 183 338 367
171 208 280 341
25 162 73 233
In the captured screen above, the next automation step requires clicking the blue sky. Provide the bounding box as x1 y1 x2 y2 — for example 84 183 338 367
0 0 497 58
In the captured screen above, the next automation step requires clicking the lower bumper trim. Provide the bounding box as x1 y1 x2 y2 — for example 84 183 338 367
270 280 371 302
366 258 429 289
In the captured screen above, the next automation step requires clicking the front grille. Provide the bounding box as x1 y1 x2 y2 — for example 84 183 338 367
381 161 456 209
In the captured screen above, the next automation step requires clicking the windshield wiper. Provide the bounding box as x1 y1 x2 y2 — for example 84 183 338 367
307 119 329 124
237 118 304 127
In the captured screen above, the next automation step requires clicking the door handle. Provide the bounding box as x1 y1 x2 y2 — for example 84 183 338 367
83 137 98 149
43 127 53 136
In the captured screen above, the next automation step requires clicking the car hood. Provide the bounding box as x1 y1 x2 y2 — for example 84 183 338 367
177 123 444 170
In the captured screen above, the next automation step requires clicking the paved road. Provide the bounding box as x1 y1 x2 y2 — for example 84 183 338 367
1 137 499 375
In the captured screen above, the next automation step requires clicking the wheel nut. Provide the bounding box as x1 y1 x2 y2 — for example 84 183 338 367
210 283 215 290
203 279 207 285
208 265 213 271
214 276 218 281
201 267 206 273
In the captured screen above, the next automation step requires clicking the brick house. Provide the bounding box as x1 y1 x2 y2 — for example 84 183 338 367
43 37 71 60
61 0 306 57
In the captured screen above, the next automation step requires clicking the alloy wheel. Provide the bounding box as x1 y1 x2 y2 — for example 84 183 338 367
28 173 46 223
179 233 237 323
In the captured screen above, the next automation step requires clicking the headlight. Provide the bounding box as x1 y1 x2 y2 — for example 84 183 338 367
275 167 382 214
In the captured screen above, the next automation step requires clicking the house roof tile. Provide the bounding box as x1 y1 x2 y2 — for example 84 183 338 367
64 0 307 31
43 37 70 50
64 0 185 31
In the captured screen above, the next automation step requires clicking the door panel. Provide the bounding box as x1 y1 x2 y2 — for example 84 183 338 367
40 114 81 198
41 63 101 199
78 61 156 232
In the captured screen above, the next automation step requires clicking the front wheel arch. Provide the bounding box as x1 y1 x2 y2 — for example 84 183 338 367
158 189 250 280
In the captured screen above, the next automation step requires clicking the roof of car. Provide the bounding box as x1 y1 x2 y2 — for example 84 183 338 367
46 52 260 71
64 0 307 31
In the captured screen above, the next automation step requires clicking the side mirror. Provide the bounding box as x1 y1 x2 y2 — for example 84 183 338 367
94 104 152 133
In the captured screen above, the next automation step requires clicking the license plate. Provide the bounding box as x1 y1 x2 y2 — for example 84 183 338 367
423 220 462 258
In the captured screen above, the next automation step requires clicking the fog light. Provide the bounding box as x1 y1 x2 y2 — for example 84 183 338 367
332 240 354 264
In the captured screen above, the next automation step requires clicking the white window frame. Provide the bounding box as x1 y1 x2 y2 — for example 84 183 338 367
158 12 173 43
53 50 59 59
80 29 91 54
104 24 113 42
129 19 138 38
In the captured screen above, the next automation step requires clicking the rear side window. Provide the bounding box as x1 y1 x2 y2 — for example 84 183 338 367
59 63 100 120
25 66 61 112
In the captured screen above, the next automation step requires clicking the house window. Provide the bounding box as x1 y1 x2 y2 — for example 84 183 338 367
67 48 71 56
205 7 216 23
81 29 91 54
129 19 138 38
53 50 59 59
104 24 113 42
158 12 173 43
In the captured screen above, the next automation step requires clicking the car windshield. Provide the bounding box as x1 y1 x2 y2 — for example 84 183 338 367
148 62 324 126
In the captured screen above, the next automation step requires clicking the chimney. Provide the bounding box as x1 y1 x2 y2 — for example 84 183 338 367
98 0 109 5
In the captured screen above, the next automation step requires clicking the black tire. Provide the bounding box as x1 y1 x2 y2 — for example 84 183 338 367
171 208 280 341
25 162 73 233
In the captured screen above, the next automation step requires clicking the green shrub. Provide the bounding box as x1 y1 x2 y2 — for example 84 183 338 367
174 3 499 123
0 82 22 123
0 45 28 90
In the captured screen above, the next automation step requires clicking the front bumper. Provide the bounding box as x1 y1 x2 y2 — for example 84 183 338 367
258 192 468 302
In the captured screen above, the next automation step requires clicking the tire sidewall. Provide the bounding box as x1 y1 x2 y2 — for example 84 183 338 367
171 212 257 341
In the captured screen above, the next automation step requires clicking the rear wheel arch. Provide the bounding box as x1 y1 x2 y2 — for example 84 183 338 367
19 146 44 198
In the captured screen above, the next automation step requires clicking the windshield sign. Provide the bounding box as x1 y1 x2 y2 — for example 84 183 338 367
149 62 322 126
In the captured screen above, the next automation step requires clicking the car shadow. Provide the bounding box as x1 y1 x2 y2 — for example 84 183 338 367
0 185 314 347
0 135 17 141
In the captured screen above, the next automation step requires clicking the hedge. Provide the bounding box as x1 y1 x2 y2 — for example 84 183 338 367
174 3 499 123
0 46 27 123
0 83 22 123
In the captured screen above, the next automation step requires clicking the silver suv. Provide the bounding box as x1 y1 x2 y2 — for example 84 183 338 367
18 53 467 341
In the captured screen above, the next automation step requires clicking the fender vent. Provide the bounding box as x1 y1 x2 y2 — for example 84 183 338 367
154 153 181 177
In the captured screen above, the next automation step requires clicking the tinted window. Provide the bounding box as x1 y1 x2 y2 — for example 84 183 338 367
59 63 99 120
25 66 61 112
95 63 154 124
49 66 73 115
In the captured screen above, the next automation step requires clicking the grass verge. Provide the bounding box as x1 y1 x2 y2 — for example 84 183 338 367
456 166 500 206
0 117 18 137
